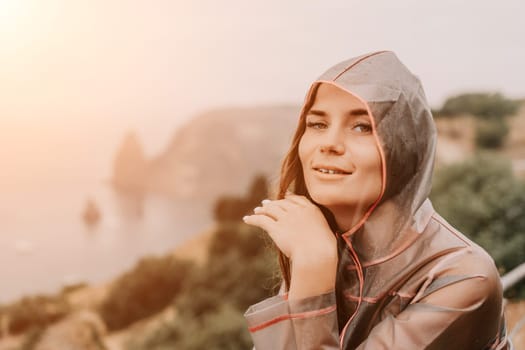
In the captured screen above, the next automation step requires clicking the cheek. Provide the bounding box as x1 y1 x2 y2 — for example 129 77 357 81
368 146 384 195
356 141 383 184
298 136 309 166
370 151 382 178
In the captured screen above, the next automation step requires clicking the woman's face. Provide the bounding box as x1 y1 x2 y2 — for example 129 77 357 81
298 83 383 217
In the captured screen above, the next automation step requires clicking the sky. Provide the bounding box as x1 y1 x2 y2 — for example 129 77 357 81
1 0 524 180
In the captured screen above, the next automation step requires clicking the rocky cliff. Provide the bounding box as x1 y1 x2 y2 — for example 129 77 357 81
144 106 300 199
112 131 147 192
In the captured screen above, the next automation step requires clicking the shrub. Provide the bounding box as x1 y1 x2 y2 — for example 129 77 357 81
127 303 252 350
98 255 194 331
1 295 70 335
176 303 253 350
475 117 509 149
431 153 525 297
18 326 45 350
174 222 277 318
439 93 519 119
124 174 278 349
437 92 519 149
126 222 277 350
204 223 278 309
214 174 268 222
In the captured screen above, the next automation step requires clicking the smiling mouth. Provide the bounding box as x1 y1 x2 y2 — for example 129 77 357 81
314 167 351 175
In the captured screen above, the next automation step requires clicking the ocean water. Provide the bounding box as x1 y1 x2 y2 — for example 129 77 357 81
0 177 213 304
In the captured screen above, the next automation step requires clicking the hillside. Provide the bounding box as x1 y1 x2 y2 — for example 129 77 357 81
145 106 300 199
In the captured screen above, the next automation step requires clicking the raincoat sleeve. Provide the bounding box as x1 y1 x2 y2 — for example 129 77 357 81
244 290 340 349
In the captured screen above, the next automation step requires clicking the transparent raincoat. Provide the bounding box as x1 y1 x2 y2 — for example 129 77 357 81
244 51 511 349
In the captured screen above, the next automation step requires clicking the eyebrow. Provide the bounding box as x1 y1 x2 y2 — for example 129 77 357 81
308 108 369 117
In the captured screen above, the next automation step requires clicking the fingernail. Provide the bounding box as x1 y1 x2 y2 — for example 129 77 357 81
253 206 262 213
261 199 271 205
242 216 249 221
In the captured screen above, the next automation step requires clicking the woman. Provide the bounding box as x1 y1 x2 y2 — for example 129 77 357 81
243 51 511 349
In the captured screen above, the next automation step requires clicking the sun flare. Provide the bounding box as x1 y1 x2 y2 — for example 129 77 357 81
0 0 29 32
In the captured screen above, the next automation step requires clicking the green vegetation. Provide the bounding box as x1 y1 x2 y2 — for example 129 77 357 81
431 153 525 297
126 174 278 349
475 117 510 149
18 327 45 350
439 93 519 119
127 224 276 350
98 255 194 331
435 92 520 149
213 174 269 222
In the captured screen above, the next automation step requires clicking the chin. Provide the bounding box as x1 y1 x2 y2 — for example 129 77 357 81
308 191 351 208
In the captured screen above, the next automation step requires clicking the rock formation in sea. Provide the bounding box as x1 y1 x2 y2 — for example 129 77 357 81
112 131 147 192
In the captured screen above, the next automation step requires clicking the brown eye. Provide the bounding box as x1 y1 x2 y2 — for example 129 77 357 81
353 123 372 133
306 121 327 130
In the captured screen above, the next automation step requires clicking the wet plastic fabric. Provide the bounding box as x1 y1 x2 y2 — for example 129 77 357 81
244 51 511 349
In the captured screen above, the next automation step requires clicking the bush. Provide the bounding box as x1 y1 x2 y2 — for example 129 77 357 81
124 175 278 349
437 92 519 149
439 93 519 119
98 255 194 331
1 295 70 335
127 303 252 350
475 117 509 149
126 222 278 350
174 222 277 319
18 326 45 350
203 223 278 310
431 153 525 297
176 303 253 350
214 174 268 222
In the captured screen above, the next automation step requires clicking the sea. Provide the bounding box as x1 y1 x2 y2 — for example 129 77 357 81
0 173 214 305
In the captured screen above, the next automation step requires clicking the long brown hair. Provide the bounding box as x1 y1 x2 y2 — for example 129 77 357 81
275 83 338 291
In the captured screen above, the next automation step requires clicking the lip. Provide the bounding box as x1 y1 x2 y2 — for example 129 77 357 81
312 164 352 175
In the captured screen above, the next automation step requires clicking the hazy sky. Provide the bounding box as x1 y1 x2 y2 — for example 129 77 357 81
1 0 524 179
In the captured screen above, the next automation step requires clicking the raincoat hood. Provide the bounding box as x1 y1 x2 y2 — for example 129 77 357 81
300 50 437 263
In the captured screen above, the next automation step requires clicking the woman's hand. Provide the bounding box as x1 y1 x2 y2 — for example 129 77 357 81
243 193 338 299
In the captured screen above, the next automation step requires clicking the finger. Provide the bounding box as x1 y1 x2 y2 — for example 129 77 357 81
254 204 286 221
261 199 294 212
284 193 311 206
261 198 288 210
243 214 285 251
242 214 276 233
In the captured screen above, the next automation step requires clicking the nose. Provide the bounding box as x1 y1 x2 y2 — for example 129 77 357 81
319 129 345 155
